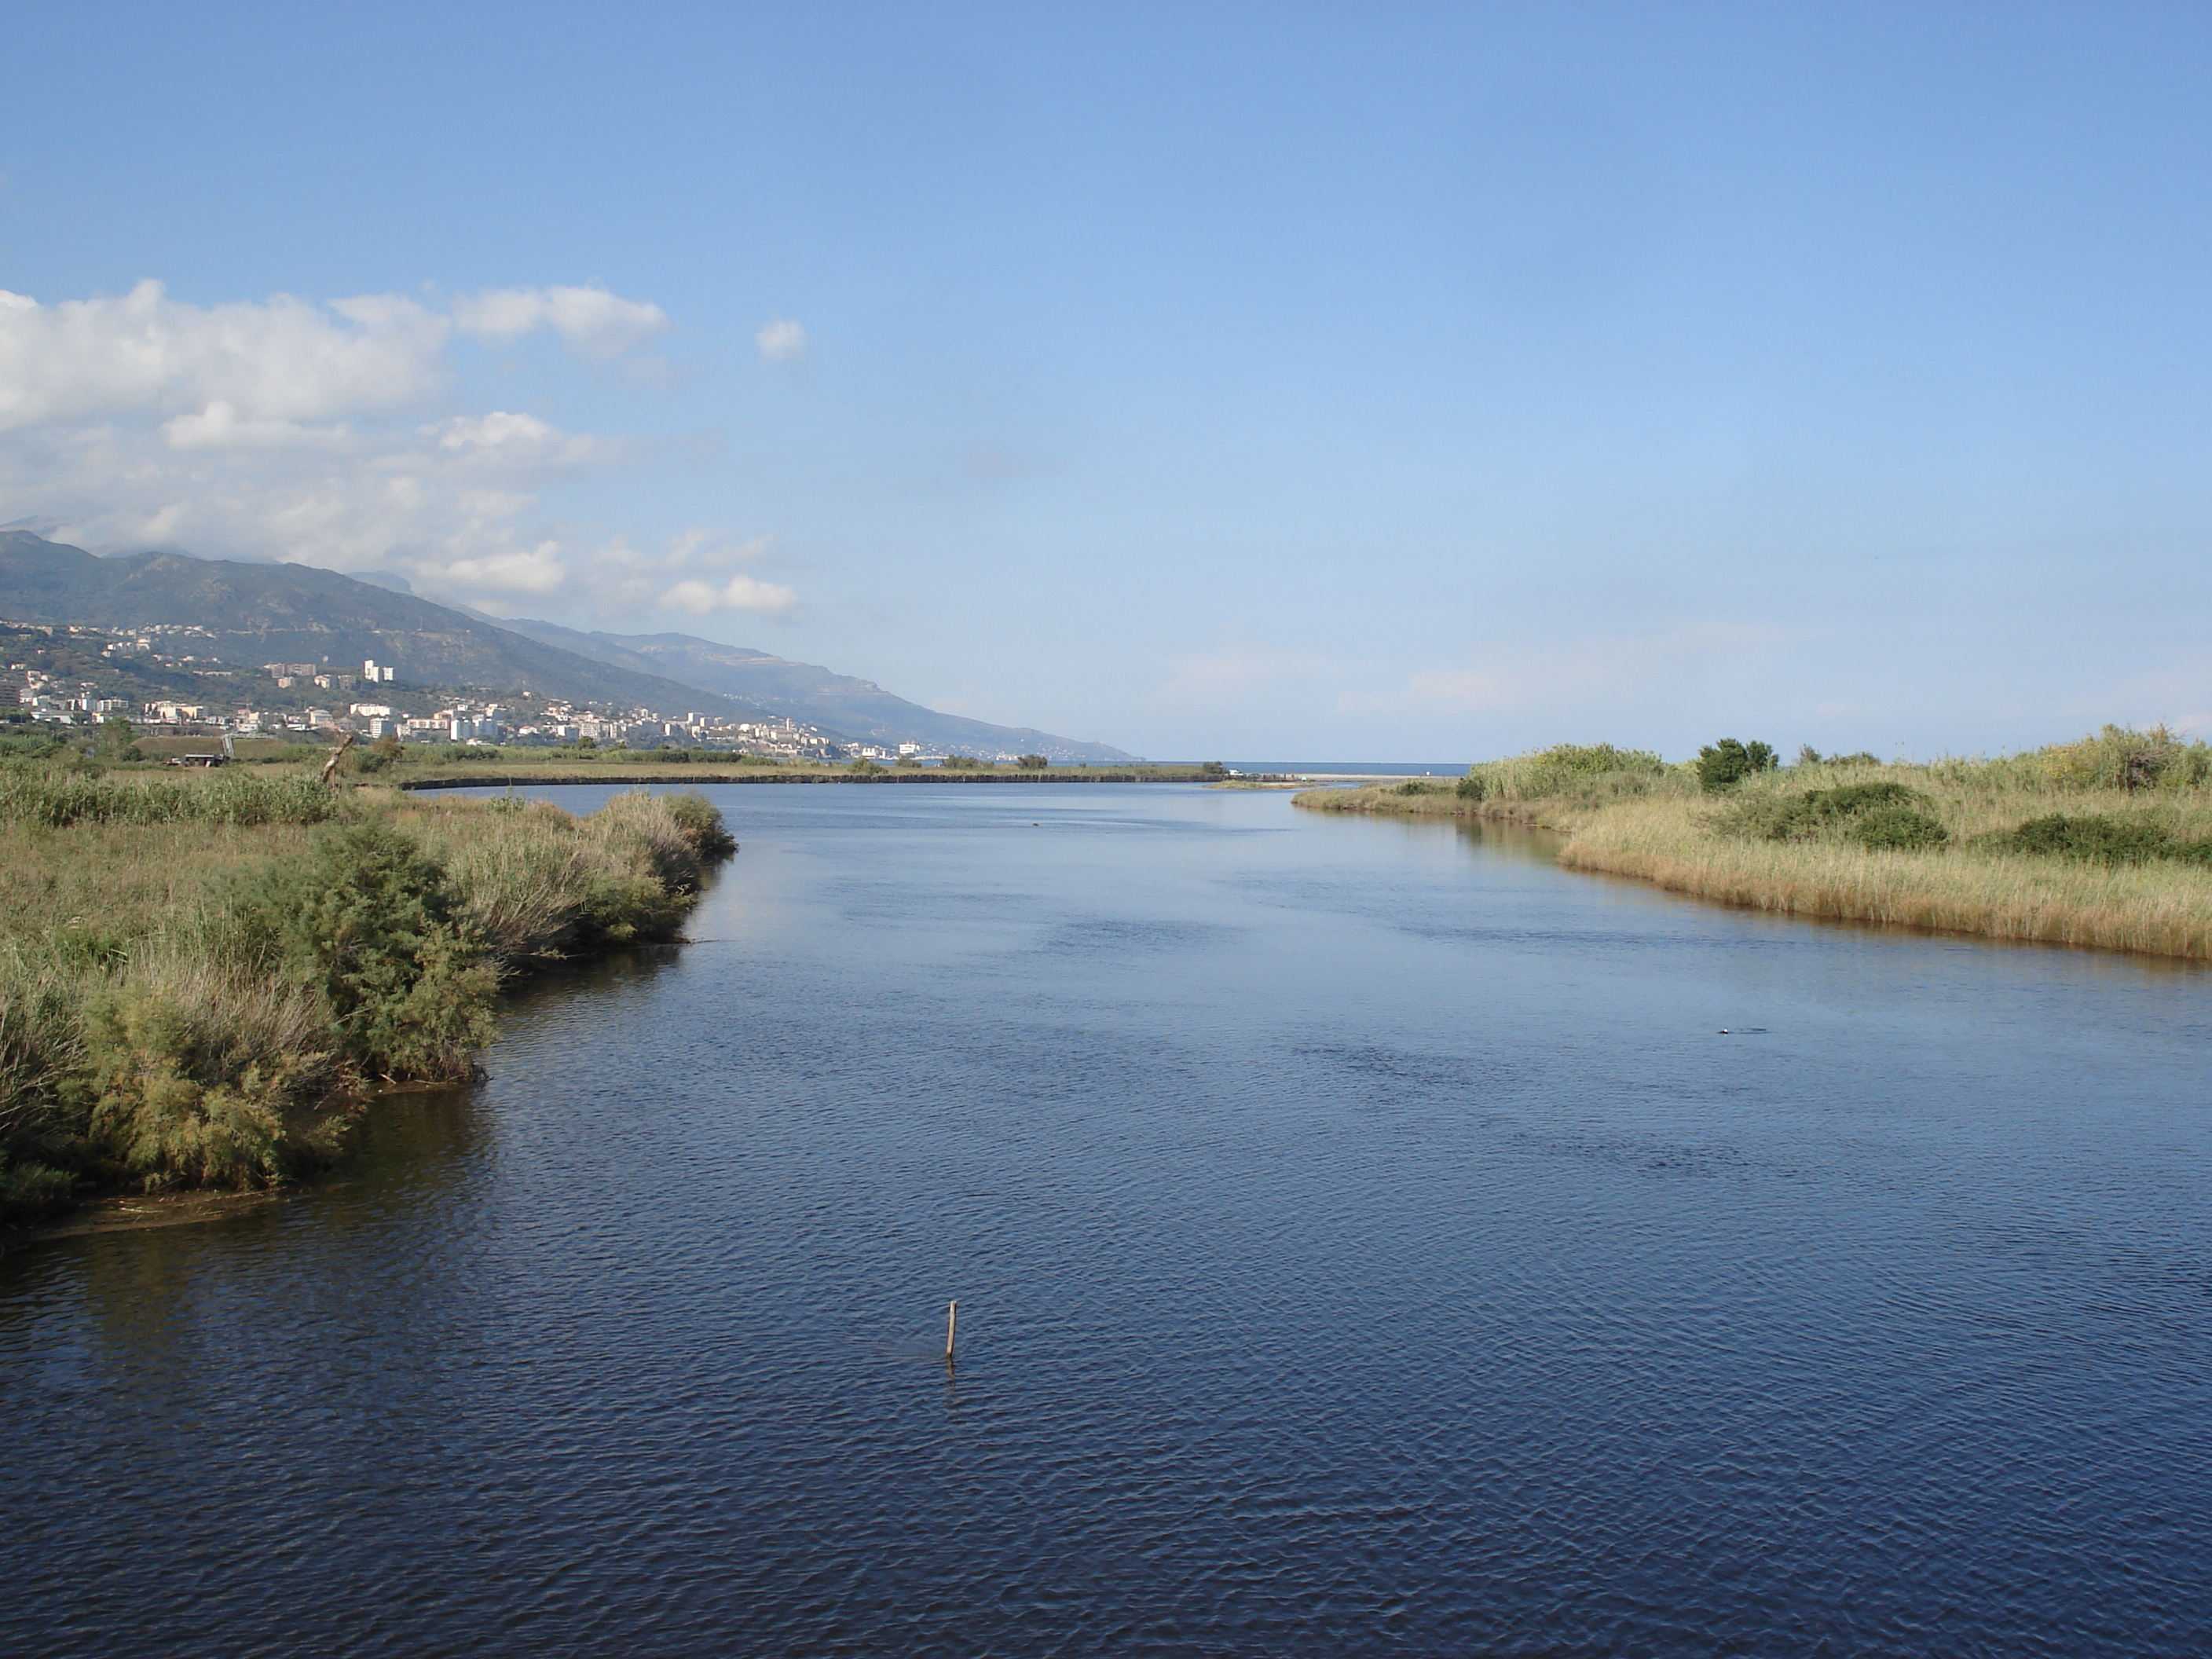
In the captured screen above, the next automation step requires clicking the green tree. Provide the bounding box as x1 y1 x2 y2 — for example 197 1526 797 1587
1016 753 1049 770
1696 738 1778 793
93 715 141 764
350 732 405 774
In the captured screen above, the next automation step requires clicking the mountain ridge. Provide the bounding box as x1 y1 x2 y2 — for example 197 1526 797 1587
476 612 1135 762
0 533 1134 760
0 531 783 725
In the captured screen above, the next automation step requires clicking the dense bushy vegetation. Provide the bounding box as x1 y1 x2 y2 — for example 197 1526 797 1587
1979 813 2212 866
0 784 735 1225
1306 725 2212 959
1721 781 1950 851
1695 738 1779 793
1457 742 1675 805
0 767 338 827
2036 724 2212 793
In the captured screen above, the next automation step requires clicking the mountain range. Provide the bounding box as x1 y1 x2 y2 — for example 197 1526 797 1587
0 532 1133 761
477 613 1125 761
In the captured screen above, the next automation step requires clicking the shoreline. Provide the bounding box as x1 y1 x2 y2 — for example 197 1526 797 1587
1296 780 2212 962
0 785 739 1241
397 767 1285 789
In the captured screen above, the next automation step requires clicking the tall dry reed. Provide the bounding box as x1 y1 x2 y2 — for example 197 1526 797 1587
1297 731 2212 961
0 784 738 1222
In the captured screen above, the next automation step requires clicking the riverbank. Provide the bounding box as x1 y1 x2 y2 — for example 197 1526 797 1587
1298 732 2212 961
380 760 1229 792
0 770 736 1230
397 761 1235 789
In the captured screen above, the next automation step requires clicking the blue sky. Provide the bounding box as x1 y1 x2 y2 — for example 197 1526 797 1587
2 2 2207 760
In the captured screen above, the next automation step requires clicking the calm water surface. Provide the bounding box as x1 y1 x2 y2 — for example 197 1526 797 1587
5 784 2210 1657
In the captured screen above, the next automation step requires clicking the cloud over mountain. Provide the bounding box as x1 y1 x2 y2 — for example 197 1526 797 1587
0 280 785 617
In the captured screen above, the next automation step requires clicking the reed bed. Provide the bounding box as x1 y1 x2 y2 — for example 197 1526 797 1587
1296 730 2212 962
0 781 737 1224
0 767 336 827
1560 792 2212 958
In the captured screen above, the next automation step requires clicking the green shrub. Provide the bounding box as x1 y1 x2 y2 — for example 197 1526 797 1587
94 716 142 764
348 733 405 775
0 788 742 1218
219 821 498 1080
82 991 295 1188
1810 782 1921 814
663 790 737 859
0 1159 73 1224
1019 754 1051 770
1456 771 1487 801
0 952 88 1218
1723 781 1948 851
1696 738 1778 793
1852 805 1950 851
1983 814 2177 865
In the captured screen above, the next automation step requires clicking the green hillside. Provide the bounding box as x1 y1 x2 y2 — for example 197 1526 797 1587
0 533 783 724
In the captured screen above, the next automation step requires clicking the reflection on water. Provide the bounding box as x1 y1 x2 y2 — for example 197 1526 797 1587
5 785 2210 1657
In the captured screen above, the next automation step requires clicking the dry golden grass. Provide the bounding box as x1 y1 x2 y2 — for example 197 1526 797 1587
0 784 736 1216
1558 791 2212 959
1297 757 2212 961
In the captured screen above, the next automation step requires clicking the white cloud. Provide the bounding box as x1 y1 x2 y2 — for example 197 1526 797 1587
755 317 808 364
661 573 799 617
438 541 570 595
0 279 793 613
451 285 669 358
0 280 449 430
159 401 349 452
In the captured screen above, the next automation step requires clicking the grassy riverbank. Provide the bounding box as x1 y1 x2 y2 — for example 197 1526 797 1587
0 725 1223 788
1298 730 2212 961
0 769 735 1227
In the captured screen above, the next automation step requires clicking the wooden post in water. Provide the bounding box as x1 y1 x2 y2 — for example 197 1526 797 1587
945 1300 958 1363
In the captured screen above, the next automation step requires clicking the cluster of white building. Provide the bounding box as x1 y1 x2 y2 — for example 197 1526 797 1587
9 634 996 761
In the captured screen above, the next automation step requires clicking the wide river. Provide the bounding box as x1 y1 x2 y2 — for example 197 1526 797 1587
6 783 2210 1656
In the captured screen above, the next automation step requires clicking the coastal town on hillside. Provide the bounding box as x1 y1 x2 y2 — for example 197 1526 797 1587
0 617 972 763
